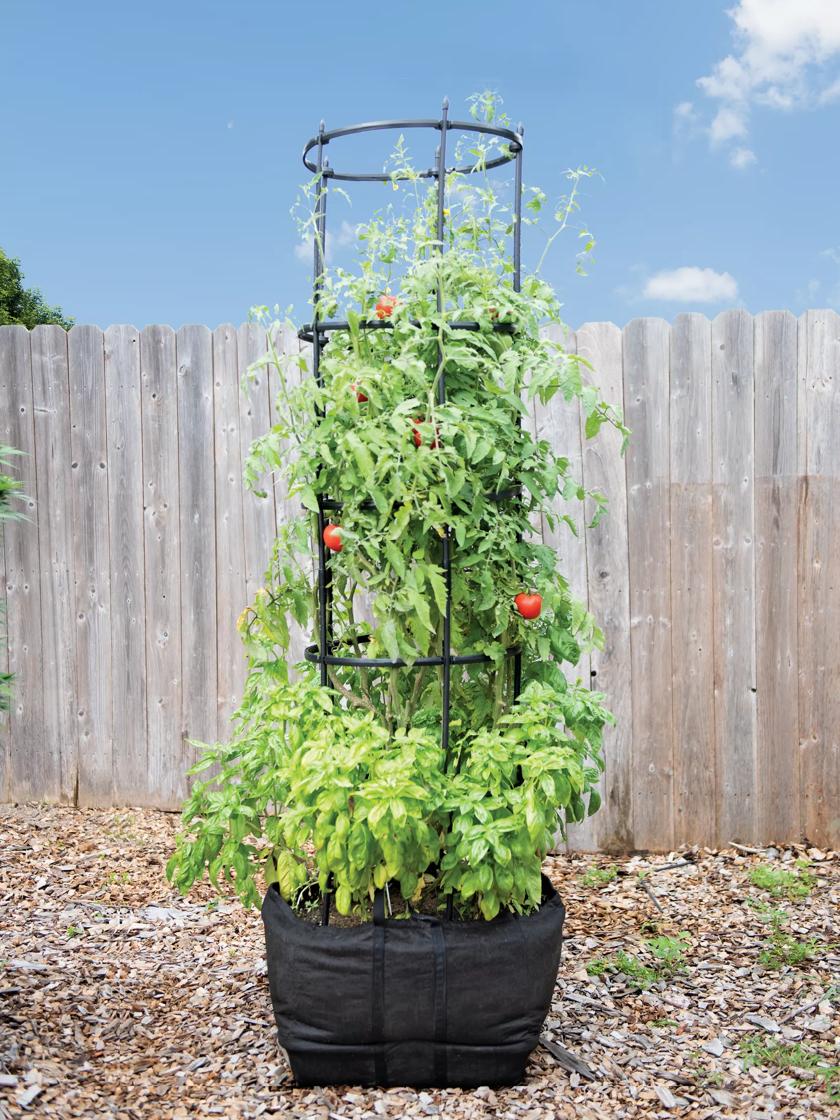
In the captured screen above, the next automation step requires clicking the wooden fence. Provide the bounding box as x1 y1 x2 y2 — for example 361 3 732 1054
1 312 838 850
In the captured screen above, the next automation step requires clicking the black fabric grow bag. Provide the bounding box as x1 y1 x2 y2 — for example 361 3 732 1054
261 874 565 1088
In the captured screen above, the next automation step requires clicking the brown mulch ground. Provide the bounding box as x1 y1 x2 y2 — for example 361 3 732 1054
0 806 837 1120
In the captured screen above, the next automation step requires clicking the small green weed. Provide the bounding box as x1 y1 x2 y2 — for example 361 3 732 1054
749 861 815 900
740 1034 838 1101
66 924 83 938
103 870 130 886
586 957 610 978
586 932 690 990
581 865 618 888
750 901 821 969
648 932 691 973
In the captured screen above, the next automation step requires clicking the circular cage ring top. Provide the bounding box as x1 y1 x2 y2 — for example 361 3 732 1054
302 117 524 183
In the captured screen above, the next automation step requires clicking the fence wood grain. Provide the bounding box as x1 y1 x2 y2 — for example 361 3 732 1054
177 324 217 769
624 318 674 851
669 313 715 847
238 323 275 604
576 321 632 852
798 310 840 847
1 327 49 800
1 316 838 849
213 325 247 738
537 325 592 849
105 325 147 804
754 311 800 844
69 326 113 806
141 325 183 808
712 310 757 845
31 326 77 803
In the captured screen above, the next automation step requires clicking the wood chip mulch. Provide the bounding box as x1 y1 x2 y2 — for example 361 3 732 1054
1 805 837 1119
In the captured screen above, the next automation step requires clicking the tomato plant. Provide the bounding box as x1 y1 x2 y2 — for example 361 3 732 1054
169 93 627 921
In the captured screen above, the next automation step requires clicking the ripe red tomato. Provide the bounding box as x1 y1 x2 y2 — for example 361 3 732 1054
375 294 398 320
351 383 368 403
411 418 439 449
514 592 542 620
323 523 343 552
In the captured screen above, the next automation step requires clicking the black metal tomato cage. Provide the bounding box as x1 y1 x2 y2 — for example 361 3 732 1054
298 101 525 923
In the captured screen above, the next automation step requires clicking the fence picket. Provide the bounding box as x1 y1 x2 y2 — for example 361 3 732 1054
711 310 757 845
69 326 113 805
576 321 632 851
238 323 275 603
31 326 77 802
141 325 182 808
624 318 674 851
536 325 592 848
177 326 217 772
670 313 715 846
213 325 247 736
105 325 147 804
0 327 49 799
798 310 840 848
754 311 800 844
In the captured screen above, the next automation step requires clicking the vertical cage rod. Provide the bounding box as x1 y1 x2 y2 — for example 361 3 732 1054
313 123 332 688
512 125 524 701
435 98 453 768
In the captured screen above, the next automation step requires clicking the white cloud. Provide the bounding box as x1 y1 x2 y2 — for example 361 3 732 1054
709 106 749 145
643 267 739 304
689 1 840 163
294 219 357 263
730 146 757 168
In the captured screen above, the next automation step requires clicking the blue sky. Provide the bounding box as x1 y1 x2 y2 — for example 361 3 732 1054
3 0 840 328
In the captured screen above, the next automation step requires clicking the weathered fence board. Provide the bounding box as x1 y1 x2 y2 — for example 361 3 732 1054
237 323 276 604
213 325 248 738
140 325 183 808
798 310 840 847
712 310 757 845
177 325 217 765
1 315 839 849
105 325 147 804
669 313 715 847
1 327 48 800
624 318 674 851
31 326 77 804
69 326 113 806
754 310 800 844
537 325 592 849
576 321 632 852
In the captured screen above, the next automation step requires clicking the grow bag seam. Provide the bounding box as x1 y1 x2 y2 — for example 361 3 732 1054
372 918 386 1083
429 920 448 1085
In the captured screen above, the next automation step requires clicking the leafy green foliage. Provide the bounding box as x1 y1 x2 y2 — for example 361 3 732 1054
168 94 624 919
749 861 816 900
0 248 74 329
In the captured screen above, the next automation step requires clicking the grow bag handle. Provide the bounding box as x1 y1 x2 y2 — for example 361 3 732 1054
370 891 448 1085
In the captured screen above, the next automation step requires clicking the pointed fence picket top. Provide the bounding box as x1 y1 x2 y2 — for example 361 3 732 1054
1 309 838 851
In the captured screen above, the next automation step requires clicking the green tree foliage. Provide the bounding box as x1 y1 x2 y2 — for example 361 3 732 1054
0 248 74 329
